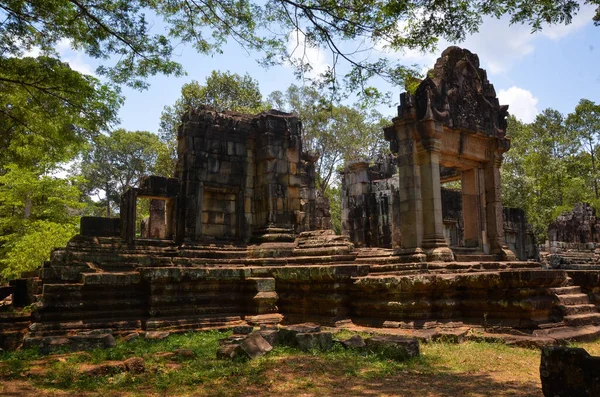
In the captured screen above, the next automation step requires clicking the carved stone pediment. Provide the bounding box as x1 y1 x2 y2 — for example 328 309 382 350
410 46 509 138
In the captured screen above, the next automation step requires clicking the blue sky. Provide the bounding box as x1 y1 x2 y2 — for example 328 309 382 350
55 4 600 133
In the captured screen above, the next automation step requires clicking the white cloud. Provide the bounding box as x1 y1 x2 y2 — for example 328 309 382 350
287 29 329 78
378 5 595 76
541 4 597 40
56 38 96 76
497 86 539 123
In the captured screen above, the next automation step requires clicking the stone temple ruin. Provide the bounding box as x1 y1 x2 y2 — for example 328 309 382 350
341 154 538 261
4 46 600 351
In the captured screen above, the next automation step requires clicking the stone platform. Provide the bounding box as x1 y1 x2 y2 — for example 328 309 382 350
2 230 599 350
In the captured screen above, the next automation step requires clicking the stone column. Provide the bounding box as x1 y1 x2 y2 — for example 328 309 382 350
461 168 482 249
393 121 423 252
416 119 454 261
484 152 516 260
120 188 137 247
148 199 166 239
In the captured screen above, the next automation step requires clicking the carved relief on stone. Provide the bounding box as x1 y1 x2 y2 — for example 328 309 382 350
409 46 510 140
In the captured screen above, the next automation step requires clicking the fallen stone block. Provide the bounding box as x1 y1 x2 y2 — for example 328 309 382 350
232 325 254 335
145 331 170 340
433 328 469 344
81 361 126 377
365 335 420 360
296 332 333 351
174 348 195 359
340 334 366 349
121 332 140 342
540 347 600 397
24 334 116 354
278 323 321 346
258 329 279 346
218 335 246 346
217 344 237 360
234 332 273 360
124 357 145 374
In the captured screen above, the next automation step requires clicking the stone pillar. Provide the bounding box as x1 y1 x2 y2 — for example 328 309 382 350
120 188 137 247
461 169 482 249
342 160 371 246
165 198 175 239
393 121 424 253
148 199 166 239
416 120 454 261
484 152 516 260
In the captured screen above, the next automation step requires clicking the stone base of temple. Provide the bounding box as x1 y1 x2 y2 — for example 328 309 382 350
5 232 600 349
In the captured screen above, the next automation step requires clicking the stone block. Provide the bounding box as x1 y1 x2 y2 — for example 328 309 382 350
234 332 273 359
232 325 255 335
124 357 145 374
24 334 116 354
365 336 420 360
296 332 333 351
217 344 237 360
341 334 366 349
278 323 321 346
145 331 170 340
540 347 600 397
81 361 126 377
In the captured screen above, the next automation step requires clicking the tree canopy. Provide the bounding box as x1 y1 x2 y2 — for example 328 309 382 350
1 0 598 96
268 84 388 194
502 99 600 240
79 129 171 217
0 56 122 168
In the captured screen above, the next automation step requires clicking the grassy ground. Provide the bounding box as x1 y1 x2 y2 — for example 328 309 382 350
1 330 597 397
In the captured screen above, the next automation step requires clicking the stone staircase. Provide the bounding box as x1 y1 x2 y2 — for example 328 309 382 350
550 284 600 327
532 279 600 341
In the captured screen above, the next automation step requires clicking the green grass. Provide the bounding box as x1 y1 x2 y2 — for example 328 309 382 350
2 330 600 396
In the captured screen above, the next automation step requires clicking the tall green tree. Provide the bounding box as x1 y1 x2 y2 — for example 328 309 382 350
267 84 388 195
79 129 170 217
502 108 593 240
567 99 600 199
159 71 267 174
0 164 84 279
0 56 122 169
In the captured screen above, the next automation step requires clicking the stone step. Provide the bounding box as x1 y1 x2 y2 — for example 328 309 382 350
549 286 582 295
453 254 497 262
39 308 147 322
533 325 600 341
560 304 597 316
563 313 600 327
557 293 590 305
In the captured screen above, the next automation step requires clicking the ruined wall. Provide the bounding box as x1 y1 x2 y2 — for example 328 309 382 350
342 156 537 260
441 188 463 247
341 155 400 248
174 107 329 242
548 203 600 247
503 207 537 261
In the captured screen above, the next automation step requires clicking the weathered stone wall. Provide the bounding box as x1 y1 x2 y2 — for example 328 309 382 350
441 188 463 247
503 207 538 261
341 155 400 248
548 203 600 246
341 156 537 260
175 107 329 243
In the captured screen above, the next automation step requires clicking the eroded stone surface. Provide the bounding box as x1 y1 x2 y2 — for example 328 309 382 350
234 332 272 359
365 336 420 360
540 347 600 397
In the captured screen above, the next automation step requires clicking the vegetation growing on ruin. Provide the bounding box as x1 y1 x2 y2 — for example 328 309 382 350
1 330 599 396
